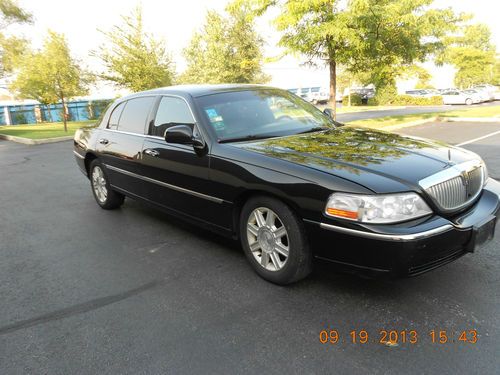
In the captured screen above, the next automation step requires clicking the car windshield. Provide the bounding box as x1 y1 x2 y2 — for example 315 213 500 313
195 89 334 142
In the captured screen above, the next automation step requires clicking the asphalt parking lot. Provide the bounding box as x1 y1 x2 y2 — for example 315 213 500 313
1 120 499 374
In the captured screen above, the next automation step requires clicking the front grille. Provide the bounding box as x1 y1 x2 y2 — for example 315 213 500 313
420 161 485 212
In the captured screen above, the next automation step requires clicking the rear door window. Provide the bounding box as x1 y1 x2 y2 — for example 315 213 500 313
117 97 155 134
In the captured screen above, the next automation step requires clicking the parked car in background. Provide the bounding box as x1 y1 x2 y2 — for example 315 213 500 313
405 89 434 98
463 89 489 103
73 84 500 284
349 87 375 104
309 87 330 104
351 87 375 99
441 89 481 105
472 85 497 101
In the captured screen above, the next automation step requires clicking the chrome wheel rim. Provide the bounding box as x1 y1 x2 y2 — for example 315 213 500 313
92 166 108 203
247 207 289 271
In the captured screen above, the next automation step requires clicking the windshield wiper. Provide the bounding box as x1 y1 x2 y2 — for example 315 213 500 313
297 126 331 134
219 134 279 143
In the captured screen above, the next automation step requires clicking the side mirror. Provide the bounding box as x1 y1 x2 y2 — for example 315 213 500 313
165 124 205 149
322 108 345 127
323 108 334 119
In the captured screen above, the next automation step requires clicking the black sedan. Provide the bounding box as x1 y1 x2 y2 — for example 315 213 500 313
73 85 500 284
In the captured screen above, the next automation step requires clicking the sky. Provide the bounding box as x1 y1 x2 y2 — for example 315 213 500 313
6 0 500 97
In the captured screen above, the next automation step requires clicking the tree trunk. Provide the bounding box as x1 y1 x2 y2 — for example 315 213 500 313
328 60 337 120
47 104 53 123
60 95 67 132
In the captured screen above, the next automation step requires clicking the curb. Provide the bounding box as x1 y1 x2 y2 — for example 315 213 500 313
351 117 439 131
0 134 73 145
381 117 438 131
440 117 500 123
351 116 500 131
336 105 408 114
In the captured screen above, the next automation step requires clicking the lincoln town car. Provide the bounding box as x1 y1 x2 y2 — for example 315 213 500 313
73 85 499 284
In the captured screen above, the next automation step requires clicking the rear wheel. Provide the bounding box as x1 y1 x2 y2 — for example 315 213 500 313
240 196 312 284
465 98 473 105
90 159 124 209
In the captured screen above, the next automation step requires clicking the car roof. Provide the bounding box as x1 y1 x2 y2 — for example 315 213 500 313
121 84 279 100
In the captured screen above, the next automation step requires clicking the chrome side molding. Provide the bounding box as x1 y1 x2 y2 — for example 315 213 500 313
103 164 227 204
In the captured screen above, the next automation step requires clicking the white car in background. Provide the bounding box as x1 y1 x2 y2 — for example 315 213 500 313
405 89 435 97
473 85 497 101
309 87 330 104
463 89 489 103
441 89 481 105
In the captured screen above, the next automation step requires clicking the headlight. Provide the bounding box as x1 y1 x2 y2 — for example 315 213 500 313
325 192 432 224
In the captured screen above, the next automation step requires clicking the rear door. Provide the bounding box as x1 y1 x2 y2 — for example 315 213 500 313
96 96 156 198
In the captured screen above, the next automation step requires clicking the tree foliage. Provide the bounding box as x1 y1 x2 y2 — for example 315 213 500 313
93 6 175 92
181 1 269 84
493 58 500 86
0 0 31 76
437 24 496 88
251 0 460 110
0 0 31 28
10 31 90 131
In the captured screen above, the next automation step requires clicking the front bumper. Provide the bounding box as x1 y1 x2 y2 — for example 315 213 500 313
305 178 500 277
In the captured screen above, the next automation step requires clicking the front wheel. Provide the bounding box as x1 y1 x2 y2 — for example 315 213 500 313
465 98 473 105
240 196 312 285
90 159 124 209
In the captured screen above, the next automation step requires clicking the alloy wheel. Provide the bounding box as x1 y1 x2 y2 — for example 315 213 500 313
247 207 289 271
92 166 108 203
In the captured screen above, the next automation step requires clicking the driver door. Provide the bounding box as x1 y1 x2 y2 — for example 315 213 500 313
139 96 221 226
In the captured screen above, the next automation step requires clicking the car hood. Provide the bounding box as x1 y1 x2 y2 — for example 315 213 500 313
229 127 479 193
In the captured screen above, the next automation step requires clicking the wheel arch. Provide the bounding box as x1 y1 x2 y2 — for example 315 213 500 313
84 152 98 177
231 189 304 239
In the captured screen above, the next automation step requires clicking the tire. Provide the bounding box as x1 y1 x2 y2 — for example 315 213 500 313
89 159 124 210
465 98 472 105
240 195 312 285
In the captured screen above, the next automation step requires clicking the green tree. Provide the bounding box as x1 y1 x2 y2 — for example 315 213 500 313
0 0 32 76
399 65 434 89
0 0 31 28
93 6 175 92
252 0 459 113
181 1 269 84
493 57 500 86
438 24 496 88
10 31 90 131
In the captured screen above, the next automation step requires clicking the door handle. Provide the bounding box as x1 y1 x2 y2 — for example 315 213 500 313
99 138 109 145
144 149 159 157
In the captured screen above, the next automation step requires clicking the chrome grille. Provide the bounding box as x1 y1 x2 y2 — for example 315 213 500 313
419 160 484 212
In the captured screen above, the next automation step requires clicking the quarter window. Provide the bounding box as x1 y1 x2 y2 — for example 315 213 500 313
107 102 125 129
151 96 194 137
117 97 155 134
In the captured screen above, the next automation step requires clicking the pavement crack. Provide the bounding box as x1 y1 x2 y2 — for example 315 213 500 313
0 280 161 336
2 156 31 167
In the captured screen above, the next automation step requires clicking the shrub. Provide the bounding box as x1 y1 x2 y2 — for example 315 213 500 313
13 112 27 124
342 94 379 106
342 93 363 106
374 85 398 105
342 93 443 106
386 95 443 106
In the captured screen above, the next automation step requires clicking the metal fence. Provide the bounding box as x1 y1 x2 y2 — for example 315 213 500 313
0 99 113 125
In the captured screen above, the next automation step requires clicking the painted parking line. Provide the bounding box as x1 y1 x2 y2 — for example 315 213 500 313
456 129 500 147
